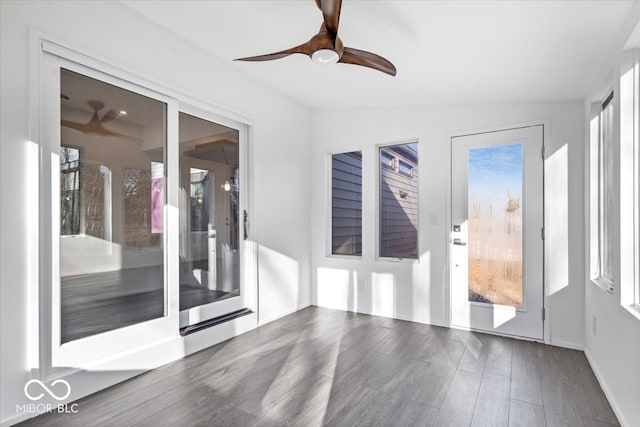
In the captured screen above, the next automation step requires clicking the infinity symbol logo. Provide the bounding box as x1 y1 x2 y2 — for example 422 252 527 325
24 379 71 401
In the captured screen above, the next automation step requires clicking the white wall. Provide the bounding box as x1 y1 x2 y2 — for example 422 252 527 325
311 102 585 348
583 5 640 426
0 1 310 425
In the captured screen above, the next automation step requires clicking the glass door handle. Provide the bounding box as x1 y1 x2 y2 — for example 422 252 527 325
243 210 248 241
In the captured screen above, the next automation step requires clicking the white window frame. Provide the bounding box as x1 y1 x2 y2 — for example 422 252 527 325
376 140 420 262
327 150 363 258
589 89 615 294
620 49 640 318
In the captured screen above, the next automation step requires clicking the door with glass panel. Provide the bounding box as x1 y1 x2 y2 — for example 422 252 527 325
45 57 178 369
450 126 543 339
178 112 246 328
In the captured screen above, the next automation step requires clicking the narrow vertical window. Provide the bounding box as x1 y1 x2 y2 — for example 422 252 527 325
379 142 419 259
636 62 640 306
591 91 615 293
60 146 81 235
621 54 640 310
331 151 362 256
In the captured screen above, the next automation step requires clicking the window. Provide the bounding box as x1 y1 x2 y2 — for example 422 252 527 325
398 159 414 177
60 146 80 235
635 62 640 307
379 142 419 259
590 91 615 293
621 52 640 312
60 145 109 238
381 151 395 169
331 151 362 256
122 163 163 248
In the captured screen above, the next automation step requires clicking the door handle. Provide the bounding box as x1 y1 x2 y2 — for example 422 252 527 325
243 210 248 241
453 238 467 246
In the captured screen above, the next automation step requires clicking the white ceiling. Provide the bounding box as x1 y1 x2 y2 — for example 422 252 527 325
122 0 635 108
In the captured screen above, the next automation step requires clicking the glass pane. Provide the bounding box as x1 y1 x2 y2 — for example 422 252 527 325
179 113 240 311
467 143 523 307
60 69 166 343
600 99 614 283
379 143 418 259
332 151 362 255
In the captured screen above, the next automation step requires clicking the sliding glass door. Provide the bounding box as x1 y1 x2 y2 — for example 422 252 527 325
178 112 247 328
42 55 179 370
41 47 252 372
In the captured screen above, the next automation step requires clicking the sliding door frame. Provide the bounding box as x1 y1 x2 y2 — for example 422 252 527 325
32 34 256 381
177 103 255 328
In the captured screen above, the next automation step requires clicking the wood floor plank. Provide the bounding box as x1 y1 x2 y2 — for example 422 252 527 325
509 399 546 427
510 340 543 405
459 348 489 375
338 322 391 351
471 373 511 427
409 361 457 408
485 353 513 378
580 416 620 427
540 345 586 427
433 370 483 426
418 336 466 369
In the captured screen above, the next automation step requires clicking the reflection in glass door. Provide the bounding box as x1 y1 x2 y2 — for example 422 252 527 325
179 112 242 327
59 68 167 343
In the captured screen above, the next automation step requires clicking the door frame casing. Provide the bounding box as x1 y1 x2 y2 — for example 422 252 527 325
446 120 549 344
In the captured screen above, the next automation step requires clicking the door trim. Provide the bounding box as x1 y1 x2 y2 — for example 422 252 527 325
447 121 549 344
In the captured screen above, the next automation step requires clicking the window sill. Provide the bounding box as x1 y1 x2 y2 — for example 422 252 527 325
376 257 419 264
326 254 362 261
590 277 614 295
623 304 640 322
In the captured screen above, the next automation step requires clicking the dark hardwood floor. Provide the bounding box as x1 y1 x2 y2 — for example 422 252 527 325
61 266 237 343
22 307 618 426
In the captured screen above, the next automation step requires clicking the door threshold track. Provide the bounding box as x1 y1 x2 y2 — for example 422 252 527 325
180 308 253 336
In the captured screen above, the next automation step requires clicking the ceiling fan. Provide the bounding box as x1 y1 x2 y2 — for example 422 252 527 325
61 100 142 142
235 0 396 76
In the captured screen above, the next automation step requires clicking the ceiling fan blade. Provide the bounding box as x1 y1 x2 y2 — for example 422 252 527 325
101 109 116 123
62 119 142 142
61 120 90 133
316 0 342 36
106 131 143 143
339 47 396 76
86 122 141 142
235 43 312 62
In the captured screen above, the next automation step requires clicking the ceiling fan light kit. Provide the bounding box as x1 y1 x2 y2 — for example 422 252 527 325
311 49 339 65
235 0 396 76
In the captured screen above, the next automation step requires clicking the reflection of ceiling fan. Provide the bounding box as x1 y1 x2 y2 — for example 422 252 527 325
61 100 142 142
235 0 396 76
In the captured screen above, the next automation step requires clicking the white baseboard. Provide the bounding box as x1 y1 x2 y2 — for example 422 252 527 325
584 349 629 427
311 304 449 328
549 339 584 351
258 304 310 326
